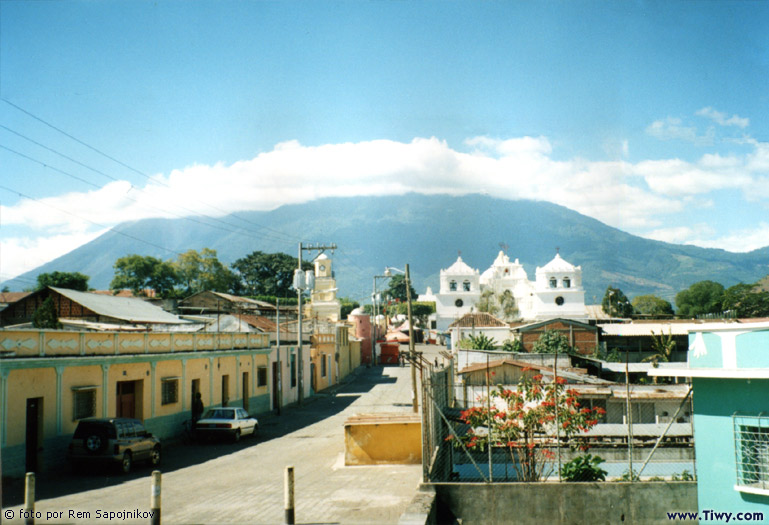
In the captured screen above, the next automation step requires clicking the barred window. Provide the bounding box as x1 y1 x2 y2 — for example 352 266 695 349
734 414 769 493
161 378 179 405
73 388 96 420
257 366 268 387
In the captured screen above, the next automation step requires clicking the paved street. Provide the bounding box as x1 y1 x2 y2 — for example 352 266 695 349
1 345 443 524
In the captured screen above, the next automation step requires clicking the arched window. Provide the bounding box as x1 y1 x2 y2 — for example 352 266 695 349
449 280 457 291
549 277 557 288
463 281 471 292
563 277 571 288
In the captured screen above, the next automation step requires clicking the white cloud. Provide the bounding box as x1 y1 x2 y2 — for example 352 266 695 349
1 230 106 282
3 132 769 279
696 107 750 128
685 223 769 253
646 117 714 145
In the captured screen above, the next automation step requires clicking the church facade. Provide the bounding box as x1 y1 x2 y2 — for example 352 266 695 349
421 251 588 331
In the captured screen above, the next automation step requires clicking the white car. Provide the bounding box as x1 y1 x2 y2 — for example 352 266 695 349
194 407 259 442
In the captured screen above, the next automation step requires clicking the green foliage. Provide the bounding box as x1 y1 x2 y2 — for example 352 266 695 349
532 330 571 354
174 248 239 296
675 280 724 318
502 339 524 352
110 254 178 297
32 297 62 329
560 454 607 482
672 470 695 481
643 330 676 371
339 297 360 320
618 469 638 482
631 294 674 317
452 375 603 482
393 301 436 327
465 333 497 350
384 274 417 303
232 251 311 297
602 287 634 317
477 289 518 321
722 283 769 318
36 271 90 292
251 295 298 305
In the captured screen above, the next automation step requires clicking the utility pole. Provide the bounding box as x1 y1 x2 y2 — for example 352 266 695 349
296 242 337 405
276 297 281 416
405 264 418 413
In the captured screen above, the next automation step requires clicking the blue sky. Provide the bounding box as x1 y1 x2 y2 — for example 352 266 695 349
1 0 768 284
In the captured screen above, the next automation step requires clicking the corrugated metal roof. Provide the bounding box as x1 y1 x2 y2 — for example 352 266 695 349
53 287 186 324
599 323 695 336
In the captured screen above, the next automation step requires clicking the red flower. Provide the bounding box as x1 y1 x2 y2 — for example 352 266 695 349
594 407 606 415
532 374 543 381
444 435 454 441
555 377 567 385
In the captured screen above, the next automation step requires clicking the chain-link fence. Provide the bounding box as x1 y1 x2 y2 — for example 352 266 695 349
422 360 695 483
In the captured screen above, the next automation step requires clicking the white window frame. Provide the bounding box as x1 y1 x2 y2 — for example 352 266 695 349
734 413 769 496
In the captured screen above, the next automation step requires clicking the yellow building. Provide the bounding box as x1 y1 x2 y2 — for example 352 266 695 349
309 325 361 393
309 254 341 322
0 329 292 477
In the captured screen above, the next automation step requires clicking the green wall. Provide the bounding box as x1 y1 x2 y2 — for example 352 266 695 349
692 377 769 513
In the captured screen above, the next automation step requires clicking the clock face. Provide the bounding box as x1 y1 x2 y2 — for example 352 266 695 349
319 265 326 272
555 296 565 306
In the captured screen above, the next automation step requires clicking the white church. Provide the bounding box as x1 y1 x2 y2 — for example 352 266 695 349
419 251 588 331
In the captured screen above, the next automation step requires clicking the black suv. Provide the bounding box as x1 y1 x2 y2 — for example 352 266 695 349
68 418 161 474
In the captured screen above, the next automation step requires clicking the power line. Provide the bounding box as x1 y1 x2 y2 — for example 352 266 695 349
1 98 302 242
0 142 298 247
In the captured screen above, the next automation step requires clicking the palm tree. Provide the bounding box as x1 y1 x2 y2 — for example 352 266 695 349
643 330 676 382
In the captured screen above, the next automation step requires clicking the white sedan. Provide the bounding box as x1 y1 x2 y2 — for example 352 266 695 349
194 407 259 442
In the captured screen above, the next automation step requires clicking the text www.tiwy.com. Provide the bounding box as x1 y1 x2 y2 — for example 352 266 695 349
667 510 765 522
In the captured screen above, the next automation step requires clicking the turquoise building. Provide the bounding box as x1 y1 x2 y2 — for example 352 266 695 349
650 322 769 515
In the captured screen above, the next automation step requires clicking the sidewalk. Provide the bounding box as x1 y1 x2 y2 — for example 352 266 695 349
2 363 424 524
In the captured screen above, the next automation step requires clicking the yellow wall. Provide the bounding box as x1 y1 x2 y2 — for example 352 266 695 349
62 365 103 435
5 368 58 447
344 415 422 465
155 360 183 417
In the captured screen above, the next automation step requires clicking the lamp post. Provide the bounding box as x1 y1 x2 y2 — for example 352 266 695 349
383 265 418 413
372 273 391 365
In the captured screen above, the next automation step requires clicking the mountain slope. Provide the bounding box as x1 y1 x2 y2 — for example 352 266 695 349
5 194 769 303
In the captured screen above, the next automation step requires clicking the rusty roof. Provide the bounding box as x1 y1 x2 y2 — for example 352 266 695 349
449 312 509 328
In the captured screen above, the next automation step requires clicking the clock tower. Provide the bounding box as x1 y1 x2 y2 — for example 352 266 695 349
310 253 341 322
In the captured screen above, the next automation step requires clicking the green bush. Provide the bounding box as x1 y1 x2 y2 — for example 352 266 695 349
560 454 607 482
501 339 524 352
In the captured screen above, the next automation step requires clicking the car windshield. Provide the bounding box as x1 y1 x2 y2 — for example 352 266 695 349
73 421 117 439
203 409 235 420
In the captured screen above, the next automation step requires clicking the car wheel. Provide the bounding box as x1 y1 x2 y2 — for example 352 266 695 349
233 429 241 443
149 446 161 467
85 432 108 454
121 452 132 474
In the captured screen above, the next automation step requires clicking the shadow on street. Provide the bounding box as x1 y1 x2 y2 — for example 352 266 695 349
1 365 396 508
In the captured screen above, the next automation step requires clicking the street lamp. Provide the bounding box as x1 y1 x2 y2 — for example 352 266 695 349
383 265 418 413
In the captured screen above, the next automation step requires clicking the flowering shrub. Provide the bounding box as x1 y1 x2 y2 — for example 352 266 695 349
450 371 602 481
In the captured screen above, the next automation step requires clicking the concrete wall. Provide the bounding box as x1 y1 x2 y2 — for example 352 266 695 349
433 482 697 525
344 414 422 465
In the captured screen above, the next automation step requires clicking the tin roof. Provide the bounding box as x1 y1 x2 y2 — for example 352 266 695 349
52 287 186 324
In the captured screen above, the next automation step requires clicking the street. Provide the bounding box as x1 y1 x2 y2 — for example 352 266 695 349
2 344 443 524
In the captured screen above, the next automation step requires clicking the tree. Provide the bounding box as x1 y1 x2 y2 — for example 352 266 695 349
601 287 633 317
642 330 676 371
722 283 769 318
384 274 417 304
532 330 571 354
459 333 497 350
477 289 518 321
448 374 602 482
110 254 178 297
393 301 436 328
232 251 311 297
502 338 524 352
32 297 62 329
36 271 90 291
174 248 239 295
339 297 360 320
631 294 674 317
675 280 724 318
